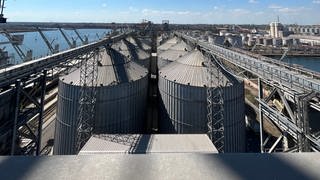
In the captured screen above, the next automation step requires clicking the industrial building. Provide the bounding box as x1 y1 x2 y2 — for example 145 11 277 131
269 22 284 38
288 25 320 35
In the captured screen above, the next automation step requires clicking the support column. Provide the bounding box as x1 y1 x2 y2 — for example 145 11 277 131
258 78 264 153
36 70 47 155
11 80 21 155
282 132 289 152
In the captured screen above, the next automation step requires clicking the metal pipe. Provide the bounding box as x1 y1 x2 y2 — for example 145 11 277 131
36 70 47 155
258 78 264 153
11 80 21 155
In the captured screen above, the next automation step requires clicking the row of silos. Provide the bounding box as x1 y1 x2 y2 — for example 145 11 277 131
54 34 246 154
157 37 192 69
158 49 245 153
54 41 149 155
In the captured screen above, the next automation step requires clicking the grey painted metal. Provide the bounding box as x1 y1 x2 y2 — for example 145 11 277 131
157 38 191 69
54 48 148 155
258 78 264 153
158 50 245 152
257 99 320 150
36 70 47 155
2 153 320 180
79 134 218 154
11 80 21 155
54 80 81 155
176 32 320 94
76 50 98 153
158 37 179 51
0 31 133 87
121 38 151 68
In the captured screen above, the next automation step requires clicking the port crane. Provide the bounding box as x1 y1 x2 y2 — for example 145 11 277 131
0 0 7 23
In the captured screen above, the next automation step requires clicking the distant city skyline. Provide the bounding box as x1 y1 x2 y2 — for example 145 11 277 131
4 0 320 25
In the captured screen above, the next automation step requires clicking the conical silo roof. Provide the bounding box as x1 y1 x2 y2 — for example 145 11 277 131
158 37 179 51
158 40 191 62
111 40 131 57
169 41 192 51
159 49 230 87
126 36 151 51
60 48 148 87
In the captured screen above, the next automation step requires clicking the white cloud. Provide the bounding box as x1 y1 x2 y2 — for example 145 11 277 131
312 0 320 4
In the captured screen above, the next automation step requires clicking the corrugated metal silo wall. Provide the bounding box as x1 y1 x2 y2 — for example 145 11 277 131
94 76 148 133
54 81 80 155
159 78 245 153
222 82 245 153
54 77 148 155
159 78 207 134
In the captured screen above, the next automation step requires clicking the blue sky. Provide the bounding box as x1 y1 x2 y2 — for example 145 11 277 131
4 0 320 24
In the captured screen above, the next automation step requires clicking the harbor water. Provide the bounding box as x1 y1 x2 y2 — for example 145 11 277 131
283 57 320 72
0 29 111 64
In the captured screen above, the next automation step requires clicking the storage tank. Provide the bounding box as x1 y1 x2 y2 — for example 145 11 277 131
137 37 152 53
158 49 245 152
124 37 151 68
158 37 179 52
54 48 149 155
158 40 191 69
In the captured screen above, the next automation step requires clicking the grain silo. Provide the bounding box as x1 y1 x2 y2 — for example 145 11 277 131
158 49 245 153
157 36 179 52
54 48 149 155
158 38 191 69
124 37 151 68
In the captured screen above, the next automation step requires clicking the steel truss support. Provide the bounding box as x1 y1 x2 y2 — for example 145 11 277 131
76 49 99 153
11 70 47 155
206 54 225 153
296 92 317 152
257 80 320 152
